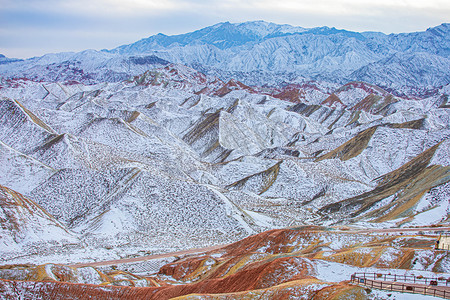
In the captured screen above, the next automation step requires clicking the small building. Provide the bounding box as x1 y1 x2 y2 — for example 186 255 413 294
435 235 450 250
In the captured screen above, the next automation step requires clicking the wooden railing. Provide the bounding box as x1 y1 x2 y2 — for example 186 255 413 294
351 273 450 299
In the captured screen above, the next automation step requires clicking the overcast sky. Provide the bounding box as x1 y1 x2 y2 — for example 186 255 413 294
1 0 449 59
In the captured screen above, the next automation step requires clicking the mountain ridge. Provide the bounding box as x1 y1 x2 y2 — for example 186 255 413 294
1 21 449 97
110 21 450 54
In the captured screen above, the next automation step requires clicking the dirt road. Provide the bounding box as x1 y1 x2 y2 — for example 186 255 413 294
70 244 227 268
70 226 449 268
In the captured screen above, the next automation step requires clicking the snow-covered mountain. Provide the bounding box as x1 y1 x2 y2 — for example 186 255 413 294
1 21 449 96
0 54 23 65
109 21 450 92
0 63 449 264
0 50 170 85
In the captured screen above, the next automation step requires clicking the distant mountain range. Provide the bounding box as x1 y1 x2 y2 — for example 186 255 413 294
1 21 449 96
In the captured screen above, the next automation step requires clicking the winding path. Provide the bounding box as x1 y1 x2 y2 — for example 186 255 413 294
69 244 226 268
70 226 449 268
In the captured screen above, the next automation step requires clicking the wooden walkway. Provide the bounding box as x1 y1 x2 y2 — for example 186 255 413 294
351 273 450 299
